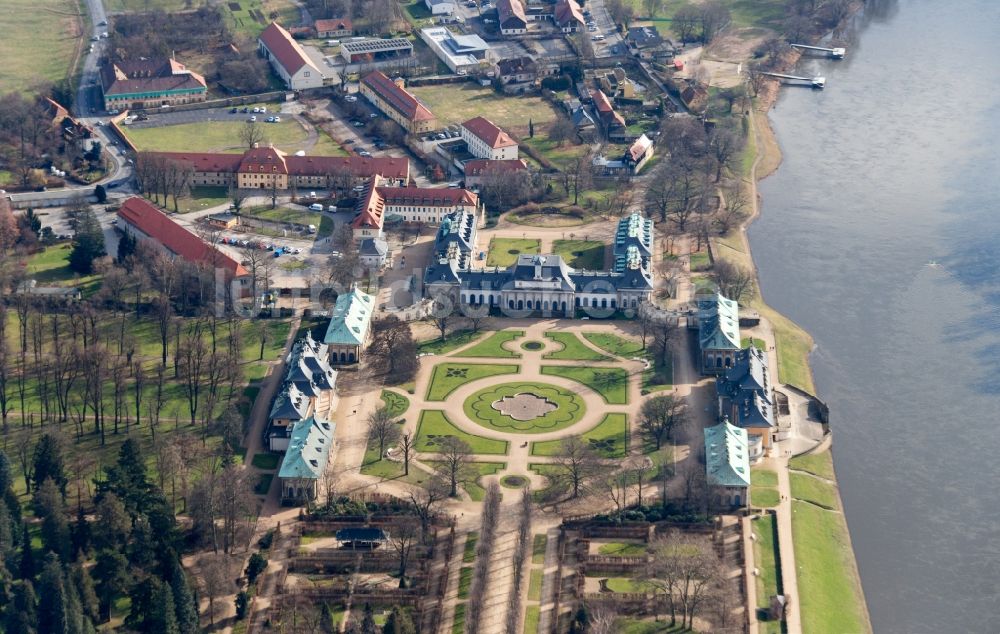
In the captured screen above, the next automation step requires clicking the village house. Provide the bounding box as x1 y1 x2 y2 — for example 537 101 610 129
99 57 207 111
696 293 742 374
494 57 537 93
497 0 528 34
267 332 339 451
258 22 334 90
141 147 410 190
592 133 654 176
360 71 437 134
314 17 353 38
460 117 519 161
115 197 250 294
425 0 456 15
625 25 675 60
591 88 627 140
716 346 775 461
324 288 376 364
704 420 751 508
553 0 585 32
462 158 528 187
599 67 640 100
359 237 389 269
680 82 709 113
278 416 335 504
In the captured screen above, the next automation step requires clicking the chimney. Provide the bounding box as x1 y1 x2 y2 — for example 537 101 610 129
394 77 405 89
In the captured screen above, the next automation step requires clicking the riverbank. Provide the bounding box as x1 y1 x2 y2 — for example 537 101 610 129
716 67 873 633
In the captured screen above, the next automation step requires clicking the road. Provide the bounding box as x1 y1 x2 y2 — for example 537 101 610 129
583 0 625 57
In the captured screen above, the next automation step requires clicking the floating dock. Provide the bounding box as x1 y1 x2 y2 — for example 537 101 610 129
790 43 846 59
760 72 826 89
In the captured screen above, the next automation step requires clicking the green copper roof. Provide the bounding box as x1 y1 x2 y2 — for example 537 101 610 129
323 288 375 346
704 420 750 488
699 293 741 351
278 416 335 480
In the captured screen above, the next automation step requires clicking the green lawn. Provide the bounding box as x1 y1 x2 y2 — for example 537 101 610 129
425 363 519 401
462 462 506 501
604 577 644 593
251 452 280 470
790 473 839 510
359 441 431 486
752 468 778 487
125 117 314 154
151 185 231 214
751 487 779 508
254 473 274 495
521 136 590 170
0 0 80 94
597 542 647 556
417 329 482 354
464 382 586 434
221 0 300 38
541 366 628 404
380 390 410 418
452 603 466 634
24 245 103 294
641 357 673 394
552 240 605 269
689 250 711 272
414 410 508 455
791 501 870 634
523 606 540 634
532 534 547 564
457 566 473 599
753 301 815 392
463 532 478 563
531 413 627 458
752 514 781 611
542 332 609 361
742 337 767 351
454 330 524 358
583 332 644 358
486 238 539 267
615 620 687 634
790 450 836 480
527 568 543 601
408 84 559 136
245 206 322 227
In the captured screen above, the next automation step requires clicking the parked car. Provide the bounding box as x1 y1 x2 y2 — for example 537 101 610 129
352 121 364 127
344 95 357 102
241 106 249 113
266 116 275 122
273 116 281 122
357 150 371 157
230 107 238 113
308 203 324 211
249 115 256 121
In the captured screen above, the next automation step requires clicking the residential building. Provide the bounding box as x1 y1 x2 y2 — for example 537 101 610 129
592 133 654 176
359 237 389 269
494 57 537 93
353 175 483 239
553 0 585 32
613 212 653 274
99 57 207 111
340 38 413 64
116 197 250 291
278 416 335 504
360 71 437 134
569 104 597 136
425 0 456 14
463 158 528 187
460 117 519 161
680 83 709 113
697 293 741 374
704 421 750 508
258 22 333 90
625 25 674 60
420 27 493 74
599 68 639 100
591 89 626 139
497 0 528 34
423 253 653 317
323 287 376 364
141 147 410 190
716 347 775 461
315 17 353 38
431 209 479 268
267 332 339 451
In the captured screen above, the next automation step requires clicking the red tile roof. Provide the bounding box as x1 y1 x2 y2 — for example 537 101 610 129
352 177 386 231
461 117 517 149
100 57 207 97
591 88 625 127
464 158 528 177
361 71 435 123
141 151 243 173
117 197 248 278
628 134 652 162
377 185 478 207
239 146 289 174
496 0 527 27
554 0 584 27
314 17 352 33
142 150 410 181
259 22 318 76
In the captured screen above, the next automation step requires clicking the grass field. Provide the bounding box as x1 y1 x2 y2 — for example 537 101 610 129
486 238 539 267
23 245 102 295
527 568 543 600
222 0 300 38
752 468 778 487
542 332 609 361
380 390 410 418
751 487 779 508
464 382 585 434
452 603 466 634
0 0 81 94
158 185 230 214
463 532 478 563
125 118 313 154
552 240 605 269
604 577 644 593
453 330 523 358
752 514 781 612
359 440 431 485
413 410 508 455
583 332 644 358
417 329 482 355
425 363 519 401
791 501 870 634
251 452 279 469
521 136 590 170
462 462 506 501
531 413 627 458
597 542 647 556
789 450 836 480
541 366 628 404
457 566 472 598
408 85 559 136
742 337 768 351
108 0 189 10
790 472 839 510
532 534 547 563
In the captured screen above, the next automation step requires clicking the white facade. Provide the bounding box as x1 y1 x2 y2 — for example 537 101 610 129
425 0 456 14
461 128 518 160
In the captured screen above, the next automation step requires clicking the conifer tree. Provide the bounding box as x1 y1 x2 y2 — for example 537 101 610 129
4 580 36 634
37 554 69 634
168 560 199 634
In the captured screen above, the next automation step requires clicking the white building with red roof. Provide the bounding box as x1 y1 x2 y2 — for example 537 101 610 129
116 197 250 295
351 175 483 240
359 72 437 134
460 117 518 161
554 0 585 32
258 22 333 90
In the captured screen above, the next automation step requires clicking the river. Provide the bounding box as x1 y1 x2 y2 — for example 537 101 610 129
747 1 1000 632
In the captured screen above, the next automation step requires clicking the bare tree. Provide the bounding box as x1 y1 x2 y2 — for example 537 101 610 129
389 523 418 588
639 394 687 451
408 474 448 543
716 183 749 234
547 117 577 148
552 436 600 498
199 554 238 628
238 121 267 149
672 5 701 44
400 432 413 476
366 406 400 460
435 436 473 497
713 259 755 303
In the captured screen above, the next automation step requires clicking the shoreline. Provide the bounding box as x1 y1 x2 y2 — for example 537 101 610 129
728 55 874 634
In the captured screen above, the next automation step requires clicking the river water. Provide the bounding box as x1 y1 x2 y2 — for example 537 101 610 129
747 1 1000 631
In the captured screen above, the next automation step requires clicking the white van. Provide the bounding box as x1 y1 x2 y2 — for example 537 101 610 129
308 203 324 211
307 224 318 234
327 205 337 212
326 40 340 46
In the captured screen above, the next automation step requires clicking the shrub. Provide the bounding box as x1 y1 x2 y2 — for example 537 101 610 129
235 591 249 619
246 553 268 585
